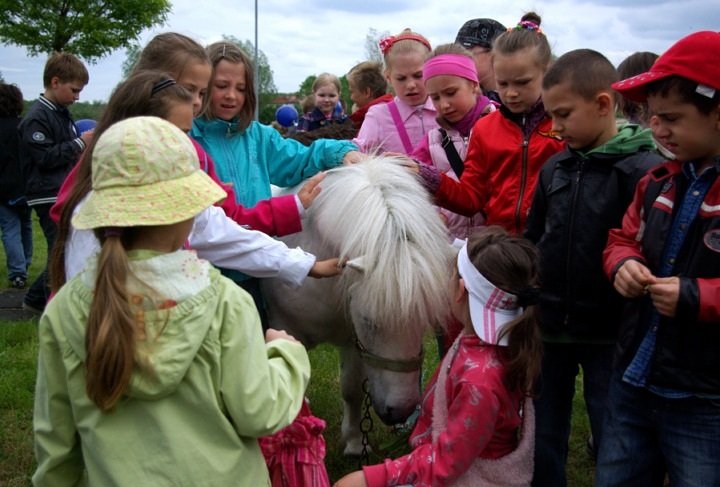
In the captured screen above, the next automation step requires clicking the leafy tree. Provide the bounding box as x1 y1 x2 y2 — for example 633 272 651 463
297 75 317 100
0 0 170 62
21 99 105 120
222 36 277 95
121 43 143 78
365 28 389 64
69 100 106 121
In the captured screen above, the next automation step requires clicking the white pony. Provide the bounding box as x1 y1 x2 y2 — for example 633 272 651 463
262 156 453 455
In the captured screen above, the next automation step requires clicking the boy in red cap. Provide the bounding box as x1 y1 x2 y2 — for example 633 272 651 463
598 31 720 486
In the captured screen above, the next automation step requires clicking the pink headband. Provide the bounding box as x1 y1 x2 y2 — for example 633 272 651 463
422 54 479 83
379 33 431 55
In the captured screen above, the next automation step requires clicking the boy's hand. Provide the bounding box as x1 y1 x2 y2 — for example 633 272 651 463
614 259 654 298
342 150 366 165
647 276 680 317
308 257 343 278
80 129 94 146
333 470 367 487
298 172 326 209
265 328 300 344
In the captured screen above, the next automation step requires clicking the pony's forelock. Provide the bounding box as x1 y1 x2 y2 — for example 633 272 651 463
311 156 453 332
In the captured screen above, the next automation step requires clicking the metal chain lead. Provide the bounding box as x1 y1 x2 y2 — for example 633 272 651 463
358 378 374 468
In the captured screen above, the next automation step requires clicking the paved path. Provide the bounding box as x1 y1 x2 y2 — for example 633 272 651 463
0 288 38 321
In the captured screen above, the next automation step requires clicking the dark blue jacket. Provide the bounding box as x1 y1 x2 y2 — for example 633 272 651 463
18 95 84 206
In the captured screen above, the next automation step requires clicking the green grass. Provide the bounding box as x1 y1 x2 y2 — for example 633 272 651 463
0 216 595 485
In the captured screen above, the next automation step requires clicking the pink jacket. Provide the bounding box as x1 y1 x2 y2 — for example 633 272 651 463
51 140 301 237
353 96 438 155
363 334 525 486
413 127 485 240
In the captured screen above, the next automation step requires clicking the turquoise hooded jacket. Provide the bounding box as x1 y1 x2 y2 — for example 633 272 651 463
191 118 357 207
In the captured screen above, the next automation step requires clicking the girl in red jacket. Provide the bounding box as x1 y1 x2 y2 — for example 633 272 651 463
335 227 542 487
418 12 564 235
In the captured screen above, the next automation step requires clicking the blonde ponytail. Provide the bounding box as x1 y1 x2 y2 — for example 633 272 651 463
84 232 136 411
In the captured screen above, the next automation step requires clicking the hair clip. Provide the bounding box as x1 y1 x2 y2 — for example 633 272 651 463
510 20 543 34
150 78 176 97
379 36 397 55
378 33 431 55
221 43 227 58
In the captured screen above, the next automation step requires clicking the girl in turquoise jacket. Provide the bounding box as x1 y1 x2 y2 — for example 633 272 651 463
190 41 361 210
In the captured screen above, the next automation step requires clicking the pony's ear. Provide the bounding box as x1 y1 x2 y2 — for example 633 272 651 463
346 256 366 273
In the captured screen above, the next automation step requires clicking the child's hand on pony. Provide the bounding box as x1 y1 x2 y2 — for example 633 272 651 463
386 152 420 174
343 150 367 165
298 172 326 209
308 257 344 278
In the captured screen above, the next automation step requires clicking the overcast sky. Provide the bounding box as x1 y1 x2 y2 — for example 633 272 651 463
1 0 718 102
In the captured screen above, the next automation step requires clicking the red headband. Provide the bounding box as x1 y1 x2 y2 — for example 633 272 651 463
379 33 431 55
423 54 479 83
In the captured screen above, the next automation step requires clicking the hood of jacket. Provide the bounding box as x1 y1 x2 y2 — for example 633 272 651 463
62 249 218 400
579 123 657 157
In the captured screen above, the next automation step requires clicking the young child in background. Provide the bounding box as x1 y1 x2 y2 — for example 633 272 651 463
346 61 392 129
0 83 33 289
418 13 564 235
412 43 493 241
353 28 437 155
597 31 720 487
190 40 361 319
455 17 507 104
524 49 664 487
18 52 91 313
616 51 659 127
33 116 309 486
297 73 349 131
335 227 542 487
49 71 339 295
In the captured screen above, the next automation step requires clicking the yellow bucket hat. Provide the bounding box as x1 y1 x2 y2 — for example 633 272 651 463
73 116 226 230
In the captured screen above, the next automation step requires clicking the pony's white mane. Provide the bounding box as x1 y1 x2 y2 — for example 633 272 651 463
309 156 453 331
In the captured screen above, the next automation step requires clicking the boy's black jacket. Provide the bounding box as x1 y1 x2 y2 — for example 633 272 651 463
525 132 664 341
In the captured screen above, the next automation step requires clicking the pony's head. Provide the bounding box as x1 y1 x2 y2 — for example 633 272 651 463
310 156 454 423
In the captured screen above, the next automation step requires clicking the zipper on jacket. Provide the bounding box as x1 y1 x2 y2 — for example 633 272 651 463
515 115 529 234
564 158 585 326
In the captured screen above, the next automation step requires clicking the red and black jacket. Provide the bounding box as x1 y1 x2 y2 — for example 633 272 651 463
604 158 720 393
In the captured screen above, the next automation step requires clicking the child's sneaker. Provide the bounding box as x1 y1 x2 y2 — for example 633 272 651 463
10 276 27 289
